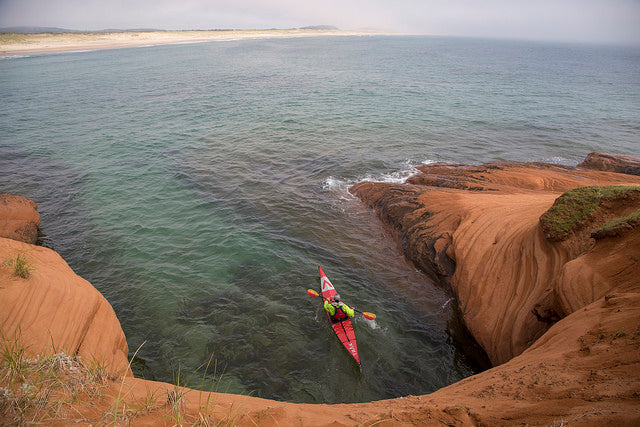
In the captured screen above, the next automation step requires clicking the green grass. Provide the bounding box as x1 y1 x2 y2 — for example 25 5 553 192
108 341 145 426
540 185 640 241
3 253 34 279
591 209 640 238
0 33 33 44
0 332 106 425
105 350 243 426
613 329 627 339
1 333 245 425
0 333 28 387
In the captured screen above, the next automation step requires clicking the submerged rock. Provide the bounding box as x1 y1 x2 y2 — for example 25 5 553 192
579 151 640 176
0 194 40 244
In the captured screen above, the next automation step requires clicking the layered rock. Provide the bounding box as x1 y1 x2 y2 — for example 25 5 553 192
350 156 640 365
0 199 130 377
0 237 131 377
579 152 640 176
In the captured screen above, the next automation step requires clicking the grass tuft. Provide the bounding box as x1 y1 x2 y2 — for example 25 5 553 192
0 334 246 425
3 253 34 279
1 334 28 388
0 332 107 424
540 185 640 241
613 329 627 339
108 340 145 426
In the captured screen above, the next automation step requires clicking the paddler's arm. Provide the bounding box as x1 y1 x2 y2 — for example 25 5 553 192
341 303 355 318
323 300 336 315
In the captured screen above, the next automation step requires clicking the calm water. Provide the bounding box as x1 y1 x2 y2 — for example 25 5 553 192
1 36 639 403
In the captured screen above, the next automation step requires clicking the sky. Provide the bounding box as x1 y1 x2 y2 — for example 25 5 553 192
0 0 639 45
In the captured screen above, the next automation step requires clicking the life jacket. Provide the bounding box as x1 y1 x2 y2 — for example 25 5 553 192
331 302 347 321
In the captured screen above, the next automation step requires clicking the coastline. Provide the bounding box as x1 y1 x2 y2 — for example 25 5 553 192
2 153 640 425
0 29 388 55
350 154 640 365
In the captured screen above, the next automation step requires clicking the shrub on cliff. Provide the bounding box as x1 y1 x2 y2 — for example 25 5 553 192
540 185 640 241
591 209 640 239
2 253 34 279
0 333 107 424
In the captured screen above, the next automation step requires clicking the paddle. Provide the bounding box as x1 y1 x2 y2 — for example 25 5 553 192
307 289 377 320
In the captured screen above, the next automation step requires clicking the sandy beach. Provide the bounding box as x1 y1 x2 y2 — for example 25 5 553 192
0 29 383 55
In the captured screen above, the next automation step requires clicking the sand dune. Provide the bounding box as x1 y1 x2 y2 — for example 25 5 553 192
0 29 383 55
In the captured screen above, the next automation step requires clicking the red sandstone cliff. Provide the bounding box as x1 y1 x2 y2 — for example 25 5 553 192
0 196 131 378
0 242 132 378
2 152 639 425
350 155 640 366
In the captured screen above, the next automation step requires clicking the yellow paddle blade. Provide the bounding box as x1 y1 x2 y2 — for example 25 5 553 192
307 289 320 297
362 312 376 320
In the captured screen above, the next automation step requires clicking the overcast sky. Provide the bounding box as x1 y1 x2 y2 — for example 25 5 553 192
1 0 639 45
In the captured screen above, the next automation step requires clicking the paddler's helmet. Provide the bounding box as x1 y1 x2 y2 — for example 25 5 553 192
333 294 341 302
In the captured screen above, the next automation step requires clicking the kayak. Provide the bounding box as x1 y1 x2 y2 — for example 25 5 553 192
318 265 360 365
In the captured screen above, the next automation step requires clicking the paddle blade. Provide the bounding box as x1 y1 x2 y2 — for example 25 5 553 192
307 289 320 297
362 312 377 320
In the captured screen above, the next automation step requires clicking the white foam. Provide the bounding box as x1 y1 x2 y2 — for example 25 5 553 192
526 155 577 166
1 54 32 60
545 156 576 166
323 159 433 193
362 317 379 330
360 166 419 184
441 297 454 310
322 176 352 191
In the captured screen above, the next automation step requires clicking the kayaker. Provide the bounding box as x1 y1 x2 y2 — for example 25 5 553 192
324 294 355 323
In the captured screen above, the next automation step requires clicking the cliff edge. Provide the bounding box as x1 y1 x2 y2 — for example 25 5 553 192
350 153 640 366
0 195 130 378
2 153 639 425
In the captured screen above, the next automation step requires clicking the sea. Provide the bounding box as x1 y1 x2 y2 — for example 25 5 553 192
1 35 639 403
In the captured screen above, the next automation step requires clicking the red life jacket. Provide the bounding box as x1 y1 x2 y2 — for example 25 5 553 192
332 303 347 320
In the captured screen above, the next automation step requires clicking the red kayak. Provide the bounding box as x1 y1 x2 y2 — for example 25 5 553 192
318 265 360 365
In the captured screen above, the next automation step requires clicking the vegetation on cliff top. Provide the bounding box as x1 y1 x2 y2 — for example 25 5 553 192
591 209 640 239
0 333 243 425
0 333 108 425
540 185 640 241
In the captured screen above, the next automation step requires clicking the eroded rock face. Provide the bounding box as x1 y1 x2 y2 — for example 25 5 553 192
579 152 640 176
0 237 131 377
350 155 640 365
423 291 640 426
0 194 41 244
1 195 129 376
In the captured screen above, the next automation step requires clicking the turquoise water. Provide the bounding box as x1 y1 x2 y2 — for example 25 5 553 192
1 36 639 403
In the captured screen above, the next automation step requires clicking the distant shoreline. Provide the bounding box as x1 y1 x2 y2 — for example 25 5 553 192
0 29 388 55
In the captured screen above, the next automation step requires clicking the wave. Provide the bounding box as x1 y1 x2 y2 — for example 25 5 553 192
322 159 436 192
1 54 33 59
